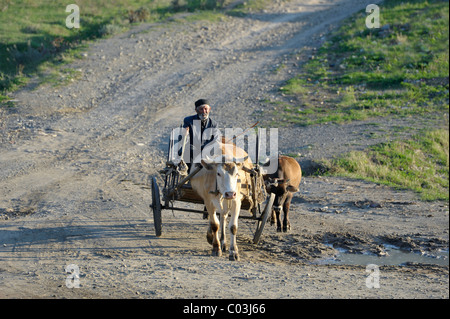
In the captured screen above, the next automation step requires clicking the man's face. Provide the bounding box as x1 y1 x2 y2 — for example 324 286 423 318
196 104 210 121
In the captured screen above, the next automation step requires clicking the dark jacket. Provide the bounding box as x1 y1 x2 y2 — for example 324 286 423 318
182 114 220 151
180 115 220 163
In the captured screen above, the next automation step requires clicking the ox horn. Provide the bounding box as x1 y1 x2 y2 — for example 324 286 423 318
233 155 248 163
220 155 248 163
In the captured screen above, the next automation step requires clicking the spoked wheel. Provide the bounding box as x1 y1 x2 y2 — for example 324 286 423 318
253 193 275 244
150 176 162 237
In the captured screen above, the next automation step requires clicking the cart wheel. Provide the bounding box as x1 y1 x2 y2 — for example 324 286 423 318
253 193 275 244
150 176 162 237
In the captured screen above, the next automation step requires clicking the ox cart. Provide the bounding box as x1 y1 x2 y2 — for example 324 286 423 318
150 131 275 245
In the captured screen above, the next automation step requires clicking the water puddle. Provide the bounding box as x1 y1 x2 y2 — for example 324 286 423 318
317 245 449 266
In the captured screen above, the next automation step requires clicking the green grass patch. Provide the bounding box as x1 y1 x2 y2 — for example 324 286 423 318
228 0 275 16
323 129 449 201
0 0 234 98
274 0 449 126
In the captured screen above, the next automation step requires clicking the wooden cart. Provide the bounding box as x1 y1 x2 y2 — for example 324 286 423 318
150 130 274 244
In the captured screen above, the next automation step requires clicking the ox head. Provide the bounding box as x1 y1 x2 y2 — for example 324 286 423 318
201 155 247 200
264 178 299 194
264 178 299 213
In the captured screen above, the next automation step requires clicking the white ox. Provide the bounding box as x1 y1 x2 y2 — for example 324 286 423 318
190 142 252 261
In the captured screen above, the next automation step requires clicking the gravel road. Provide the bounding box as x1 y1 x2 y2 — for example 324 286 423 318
0 0 448 299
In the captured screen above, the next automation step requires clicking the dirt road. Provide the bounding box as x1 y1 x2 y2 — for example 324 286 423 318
0 0 448 299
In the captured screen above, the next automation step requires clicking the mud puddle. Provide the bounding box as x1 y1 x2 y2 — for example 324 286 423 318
318 245 449 266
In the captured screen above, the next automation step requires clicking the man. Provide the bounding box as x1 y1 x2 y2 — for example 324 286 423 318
179 99 220 170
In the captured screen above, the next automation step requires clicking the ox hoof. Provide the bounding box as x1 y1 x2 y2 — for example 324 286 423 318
212 249 222 257
276 227 282 232
229 252 240 261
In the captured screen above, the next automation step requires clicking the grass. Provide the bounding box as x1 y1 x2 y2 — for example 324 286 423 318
323 129 449 201
0 0 235 100
0 0 280 100
274 0 449 201
273 0 449 126
228 0 275 15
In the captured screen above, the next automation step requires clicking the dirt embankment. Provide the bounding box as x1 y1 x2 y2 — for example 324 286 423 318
0 0 448 299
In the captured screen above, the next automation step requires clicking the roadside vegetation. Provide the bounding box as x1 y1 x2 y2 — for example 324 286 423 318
275 0 449 126
272 0 449 200
323 129 449 201
0 0 250 102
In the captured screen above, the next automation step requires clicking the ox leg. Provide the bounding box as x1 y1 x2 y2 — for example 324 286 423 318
228 201 240 261
206 207 213 245
206 224 213 245
270 209 276 226
282 194 293 232
220 211 228 253
205 203 221 256
273 195 283 232
274 207 282 232
210 211 222 257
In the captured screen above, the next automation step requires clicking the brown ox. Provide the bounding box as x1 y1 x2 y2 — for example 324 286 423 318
190 142 252 261
263 155 302 232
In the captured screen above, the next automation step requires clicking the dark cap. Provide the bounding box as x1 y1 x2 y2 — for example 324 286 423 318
195 99 210 109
